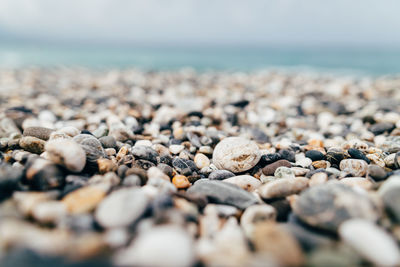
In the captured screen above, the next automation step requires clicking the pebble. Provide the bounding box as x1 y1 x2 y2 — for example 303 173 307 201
293 181 380 231
368 165 387 180
97 158 118 174
258 177 308 199
222 175 262 192
339 219 400 266
208 170 235 180
309 172 328 186
212 137 261 173
340 177 374 190
274 166 295 178
194 153 210 169
169 144 185 154
95 188 149 228
305 150 325 161
131 145 158 164
23 126 54 141
62 185 107 214
172 175 191 189
347 148 370 163
114 225 194 267
99 136 117 148
45 139 86 172
378 175 400 222
339 159 368 177
0 163 23 200
32 201 67 224
25 158 65 190
262 159 292 176
172 157 198 176
19 136 45 154
311 160 330 169
240 204 276 236
187 180 259 209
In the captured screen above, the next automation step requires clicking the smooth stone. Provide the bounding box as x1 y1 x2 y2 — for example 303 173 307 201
339 159 368 177
114 225 194 267
194 153 210 169
278 149 296 162
326 147 346 166
368 165 387 181
348 148 370 164
369 122 395 135
45 139 86 172
381 136 400 153
258 177 309 199
340 177 374 190
378 175 400 222
0 163 23 200
73 134 106 164
23 126 54 141
25 158 65 191
187 180 259 209
311 160 331 169
95 188 149 228
395 151 400 169
309 172 328 187
212 137 261 173
274 166 295 178
305 150 325 161
19 136 45 154
293 181 380 231
169 144 185 154
223 175 262 192
172 157 198 176
131 145 158 164
62 185 107 214
58 126 80 137
339 219 400 266
240 204 276 236
172 175 191 189
208 170 235 180
32 201 67 224
262 159 291 176
99 136 117 148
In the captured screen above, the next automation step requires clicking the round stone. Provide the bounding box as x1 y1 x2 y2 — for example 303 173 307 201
262 160 292 176
305 150 325 161
274 166 295 178
293 181 380 232
223 175 262 192
45 139 86 172
368 165 387 181
212 137 261 173
339 159 368 177
258 177 308 199
19 136 45 154
73 134 106 164
23 126 54 141
348 148 370 164
194 153 210 169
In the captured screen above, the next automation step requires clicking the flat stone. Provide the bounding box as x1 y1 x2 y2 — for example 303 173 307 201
223 175 262 192
62 185 107 214
339 159 368 177
187 180 259 209
212 137 261 173
339 219 400 266
19 136 45 154
131 145 158 164
95 187 149 228
208 170 235 180
45 139 86 172
23 126 54 141
262 160 291 176
274 166 295 178
258 177 309 199
293 181 380 231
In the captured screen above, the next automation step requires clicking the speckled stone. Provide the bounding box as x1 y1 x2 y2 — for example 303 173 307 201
208 170 235 180
339 159 368 177
258 177 308 199
293 181 380 231
73 134 106 165
131 145 158 164
23 126 54 141
45 139 86 172
19 136 45 154
274 166 295 178
172 158 198 176
212 137 261 173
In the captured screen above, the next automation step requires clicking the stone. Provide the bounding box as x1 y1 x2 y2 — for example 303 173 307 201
0 163 23 201
32 201 67 224
114 225 194 267
131 145 158 164
348 148 370 163
19 136 45 154
208 170 235 180
25 158 65 190
326 147 346 166
340 177 374 190
169 144 185 154
187 180 259 209
339 159 368 177
99 136 117 148
368 165 387 181
339 219 400 266
240 204 276 236
296 157 312 168
258 177 308 199
378 175 400 222
305 150 324 161
95 187 149 228
212 137 261 173
311 160 330 169
262 159 291 176
45 139 86 172
369 122 395 135
223 175 262 192
274 166 295 178
309 172 328 187
62 185 107 214
194 153 210 169
23 126 54 141
172 175 191 189
97 158 118 174
73 134 106 166
293 181 380 231
172 157 198 176
381 136 400 153
251 222 304 267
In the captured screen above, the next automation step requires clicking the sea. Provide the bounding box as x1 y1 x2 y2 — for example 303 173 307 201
1 42 400 77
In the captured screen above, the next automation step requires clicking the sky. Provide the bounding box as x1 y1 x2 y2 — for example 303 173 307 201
0 0 400 47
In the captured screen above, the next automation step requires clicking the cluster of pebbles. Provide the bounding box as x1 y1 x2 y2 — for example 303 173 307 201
0 68 400 266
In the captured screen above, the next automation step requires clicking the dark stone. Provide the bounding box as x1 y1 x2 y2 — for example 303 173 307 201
369 122 395 135
24 158 65 191
259 153 282 166
157 163 174 177
187 180 258 209
208 170 235 180
159 155 173 165
23 127 54 141
73 134 106 165
326 148 346 166
0 163 23 201
131 145 158 164
268 198 291 221
230 99 249 108
262 159 291 176
132 159 155 170
368 165 387 181
186 132 202 148
81 130 94 135
305 150 325 161
249 128 270 144
99 136 117 148
172 158 198 176
348 148 370 164
278 149 296 162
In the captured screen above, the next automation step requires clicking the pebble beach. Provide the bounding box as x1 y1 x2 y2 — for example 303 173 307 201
1 68 400 266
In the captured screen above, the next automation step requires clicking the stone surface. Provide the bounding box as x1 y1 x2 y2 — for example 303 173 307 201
293 181 380 231
212 137 261 173
262 159 292 176
73 134 106 165
187 180 259 209
258 177 309 199
194 153 210 169
305 150 325 161
19 136 45 154
208 170 235 180
339 219 400 266
274 166 295 178
223 175 261 192
339 159 368 177
172 175 191 189
62 185 107 214
45 139 86 172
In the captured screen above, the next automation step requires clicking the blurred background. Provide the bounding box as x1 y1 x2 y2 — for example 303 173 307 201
1 0 400 75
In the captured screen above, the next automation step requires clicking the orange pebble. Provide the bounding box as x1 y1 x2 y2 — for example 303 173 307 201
308 139 324 148
172 175 191 189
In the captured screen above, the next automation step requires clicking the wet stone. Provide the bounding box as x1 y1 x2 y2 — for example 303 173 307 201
293 181 380 232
